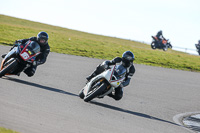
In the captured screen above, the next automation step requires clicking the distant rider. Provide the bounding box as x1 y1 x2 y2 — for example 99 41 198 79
195 40 200 49
156 30 166 47
1 31 50 77
86 51 135 101
195 40 200 55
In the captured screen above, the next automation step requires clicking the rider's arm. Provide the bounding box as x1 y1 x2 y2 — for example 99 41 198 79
101 57 122 70
10 38 29 50
195 44 200 49
162 35 166 40
36 44 50 65
16 37 36 44
16 38 29 44
121 65 135 87
108 57 122 65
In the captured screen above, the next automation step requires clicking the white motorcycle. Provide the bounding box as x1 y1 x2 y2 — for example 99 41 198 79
79 64 127 102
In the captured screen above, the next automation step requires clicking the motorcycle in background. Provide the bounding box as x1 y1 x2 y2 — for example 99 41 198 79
0 41 40 77
151 36 171 51
79 64 127 102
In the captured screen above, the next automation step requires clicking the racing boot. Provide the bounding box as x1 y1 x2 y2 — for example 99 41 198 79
107 92 115 98
86 64 106 81
86 73 96 82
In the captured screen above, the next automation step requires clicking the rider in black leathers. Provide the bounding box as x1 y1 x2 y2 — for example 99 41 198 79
195 40 200 55
2 31 50 77
156 30 166 47
86 51 135 101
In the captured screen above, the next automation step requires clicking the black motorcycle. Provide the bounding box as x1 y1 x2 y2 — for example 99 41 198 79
151 36 169 51
0 41 40 77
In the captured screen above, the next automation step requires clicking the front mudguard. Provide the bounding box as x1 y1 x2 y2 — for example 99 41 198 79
0 59 19 77
83 82 107 102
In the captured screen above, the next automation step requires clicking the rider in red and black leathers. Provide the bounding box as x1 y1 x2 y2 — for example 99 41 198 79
86 51 135 101
10 32 50 77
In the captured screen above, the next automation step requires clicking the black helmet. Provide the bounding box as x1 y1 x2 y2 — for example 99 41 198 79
37 31 49 46
122 51 135 67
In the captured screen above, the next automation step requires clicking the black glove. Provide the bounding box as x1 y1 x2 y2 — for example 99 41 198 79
14 40 22 44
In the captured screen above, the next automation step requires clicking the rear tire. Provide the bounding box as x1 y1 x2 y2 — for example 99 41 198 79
151 42 156 49
0 59 18 78
84 83 106 102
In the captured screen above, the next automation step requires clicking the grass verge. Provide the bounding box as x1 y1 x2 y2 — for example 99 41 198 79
0 14 200 72
0 127 19 133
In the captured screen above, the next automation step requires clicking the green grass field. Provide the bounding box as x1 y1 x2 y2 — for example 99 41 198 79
0 127 19 133
1 14 200 72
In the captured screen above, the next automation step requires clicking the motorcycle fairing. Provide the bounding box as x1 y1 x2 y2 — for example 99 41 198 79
19 41 39 61
83 65 126 97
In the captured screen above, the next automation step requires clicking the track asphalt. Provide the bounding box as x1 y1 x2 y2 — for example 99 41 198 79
0 45 199 133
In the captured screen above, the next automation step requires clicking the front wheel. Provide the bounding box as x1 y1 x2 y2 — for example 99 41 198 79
0 59 18 78
78 89 84 99
163 46 168 51
84 83 106 102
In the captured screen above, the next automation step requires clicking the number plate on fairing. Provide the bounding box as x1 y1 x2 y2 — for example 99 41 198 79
20 52 30 60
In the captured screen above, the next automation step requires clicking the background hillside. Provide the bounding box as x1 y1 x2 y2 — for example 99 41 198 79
0 14 200 72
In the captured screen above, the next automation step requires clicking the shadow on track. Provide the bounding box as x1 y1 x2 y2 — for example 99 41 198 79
90 101 180 127
3 76 78 97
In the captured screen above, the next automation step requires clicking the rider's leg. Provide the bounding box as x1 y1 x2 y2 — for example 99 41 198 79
86 64 105 81
108 86 123 101
24 65 37 77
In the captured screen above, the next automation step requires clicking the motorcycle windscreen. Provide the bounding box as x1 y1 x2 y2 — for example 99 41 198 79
113 65 126 80
26 41 40 55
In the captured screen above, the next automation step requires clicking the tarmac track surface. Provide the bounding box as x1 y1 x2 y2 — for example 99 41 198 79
0 45 200 133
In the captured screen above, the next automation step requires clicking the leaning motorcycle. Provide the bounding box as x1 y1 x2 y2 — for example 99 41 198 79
151 36 168 51
79 64 127 102
0 41 40 78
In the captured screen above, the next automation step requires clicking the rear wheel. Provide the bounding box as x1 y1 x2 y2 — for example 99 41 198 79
0 59 18 78
151 42 156 49
84 82 106 102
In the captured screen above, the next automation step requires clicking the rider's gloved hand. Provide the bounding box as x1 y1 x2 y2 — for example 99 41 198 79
14 40 22 44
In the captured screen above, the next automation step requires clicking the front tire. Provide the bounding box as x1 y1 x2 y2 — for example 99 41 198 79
78 89 84 99
0 59 18 78
84 83 106 102
163 46 168 51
